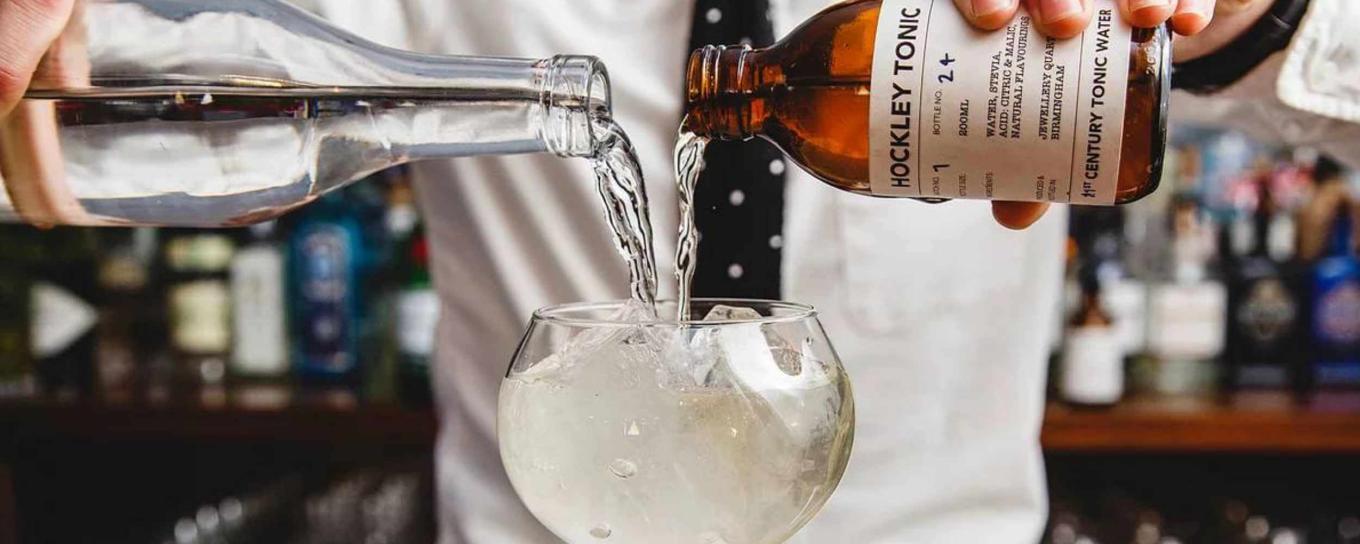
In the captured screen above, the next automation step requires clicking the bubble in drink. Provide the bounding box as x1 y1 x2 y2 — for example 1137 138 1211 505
608 459 638 479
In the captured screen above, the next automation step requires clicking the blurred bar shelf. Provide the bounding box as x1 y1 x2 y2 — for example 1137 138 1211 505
1043 392 1360 454
0 387 436 445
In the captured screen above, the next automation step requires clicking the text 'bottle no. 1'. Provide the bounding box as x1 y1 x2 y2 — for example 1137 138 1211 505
685 0 1170 205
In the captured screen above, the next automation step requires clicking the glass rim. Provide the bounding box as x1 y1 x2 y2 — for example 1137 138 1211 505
531 298 818 327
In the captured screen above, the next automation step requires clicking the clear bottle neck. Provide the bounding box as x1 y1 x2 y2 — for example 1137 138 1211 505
531 55 613 158
372 55 612 160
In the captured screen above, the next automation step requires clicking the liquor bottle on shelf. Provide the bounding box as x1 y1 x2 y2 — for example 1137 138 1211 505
683 0 1170 204
28 228 101 399
0 266 32 397
230 222 289 381
2 1 613 228
367 176 437 406
1060 264 1123 407
361 178 416 404
396 230 437 408
1076 207 1149 359
1298 156 1350 261
1224 182 1304 390
1309 206 1360 387
0 227 37 398
288 190 371 387
1145 195 1226 396
164 231 236 392
229 222 291 406
94 228 162 400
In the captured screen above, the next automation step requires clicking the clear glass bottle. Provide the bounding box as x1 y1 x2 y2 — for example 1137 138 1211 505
684 0 1170 205
1 0 611 227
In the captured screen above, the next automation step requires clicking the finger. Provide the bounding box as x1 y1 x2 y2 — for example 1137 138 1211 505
1024 0 1094 39
33 0 89 89
951 0 1022 30
1169 0 1214 35
0 100 92 226
1118 0 1176 28
992 201 1050 230
0 0 77 118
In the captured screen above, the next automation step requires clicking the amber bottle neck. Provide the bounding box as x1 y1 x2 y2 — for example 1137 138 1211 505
684 45 762 141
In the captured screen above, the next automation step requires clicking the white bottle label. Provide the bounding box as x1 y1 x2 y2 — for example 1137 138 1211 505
230 247 288 375
1147 282 1227 360
870 0 1132 203
170 280 231 354
396 289 440 359
1061 326 1124 405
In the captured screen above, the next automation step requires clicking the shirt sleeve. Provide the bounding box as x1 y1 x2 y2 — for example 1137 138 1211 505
1170 0 1360 168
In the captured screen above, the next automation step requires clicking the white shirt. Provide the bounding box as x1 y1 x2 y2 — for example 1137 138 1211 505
298 0 1360 542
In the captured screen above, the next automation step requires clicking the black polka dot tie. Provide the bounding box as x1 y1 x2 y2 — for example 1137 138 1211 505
685 0 787 300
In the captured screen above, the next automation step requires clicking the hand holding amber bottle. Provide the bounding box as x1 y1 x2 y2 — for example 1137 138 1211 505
684 0 1276 230
952 0 1275 228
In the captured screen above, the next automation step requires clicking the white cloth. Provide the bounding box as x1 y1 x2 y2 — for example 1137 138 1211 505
297 0 1360 542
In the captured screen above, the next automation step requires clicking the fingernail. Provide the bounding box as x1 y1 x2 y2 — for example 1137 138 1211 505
1177 0 1211 17
1039 0 1083 23
1128 0 1170 12
971 0 1013 17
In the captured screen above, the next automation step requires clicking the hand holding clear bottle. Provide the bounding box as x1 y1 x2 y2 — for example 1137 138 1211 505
0 0 611 227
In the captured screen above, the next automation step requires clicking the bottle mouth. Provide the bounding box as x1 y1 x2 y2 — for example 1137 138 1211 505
684 45 755 139
540 55 612 157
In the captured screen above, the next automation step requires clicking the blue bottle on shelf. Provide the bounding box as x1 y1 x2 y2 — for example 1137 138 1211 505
287 190 373 385
1310 208 1360 387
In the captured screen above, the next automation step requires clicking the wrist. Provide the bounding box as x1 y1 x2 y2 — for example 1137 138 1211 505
1171 0 1310 94
1173 0 1276 62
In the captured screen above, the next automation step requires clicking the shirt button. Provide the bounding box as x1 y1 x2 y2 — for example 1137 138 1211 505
768 159 786 176
729 190 746 206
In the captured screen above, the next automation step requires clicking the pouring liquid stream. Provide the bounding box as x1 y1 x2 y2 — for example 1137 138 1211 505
674 125 711 321
588 117 661 309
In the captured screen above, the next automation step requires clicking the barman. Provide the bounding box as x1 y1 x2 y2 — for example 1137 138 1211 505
2 0 1358 541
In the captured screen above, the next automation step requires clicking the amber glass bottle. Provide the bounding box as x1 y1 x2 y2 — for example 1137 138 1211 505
684 0 1170 205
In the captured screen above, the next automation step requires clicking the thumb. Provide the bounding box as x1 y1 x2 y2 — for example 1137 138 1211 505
951 0 1022 30
992 201 1051 230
